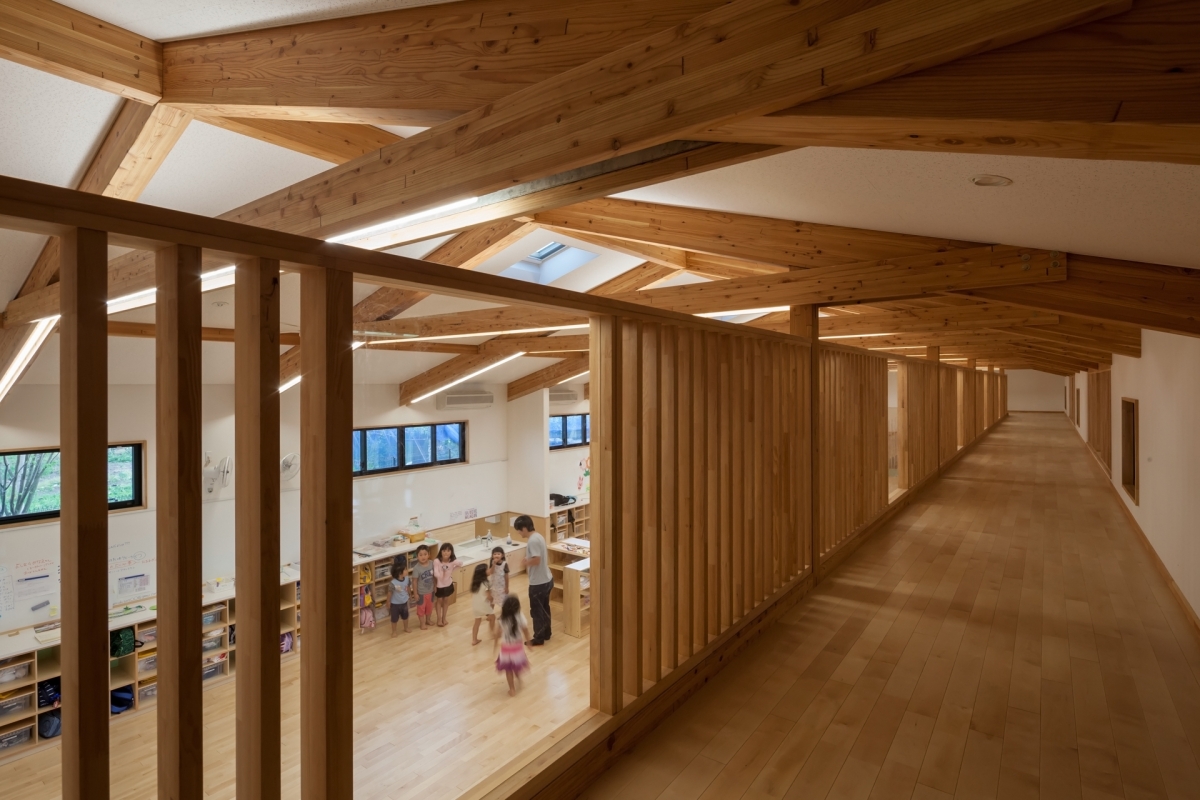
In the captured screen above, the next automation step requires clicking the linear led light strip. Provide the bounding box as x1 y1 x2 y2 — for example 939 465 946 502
106 265 238 314
361 323 589 345
278 342 368 394
411 351 526 404
325 197 479 246
557 371 589 385
0 314 60 403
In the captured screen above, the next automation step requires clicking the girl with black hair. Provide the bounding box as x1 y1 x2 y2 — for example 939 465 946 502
494 596 530 696
469 563 495 645
432 542 462 627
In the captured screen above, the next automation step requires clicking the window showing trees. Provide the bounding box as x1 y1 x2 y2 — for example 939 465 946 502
352 423 467 476
549 414 590 450
0 443 144 525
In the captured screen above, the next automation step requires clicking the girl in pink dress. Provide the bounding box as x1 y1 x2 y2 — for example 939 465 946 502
494 596 530 696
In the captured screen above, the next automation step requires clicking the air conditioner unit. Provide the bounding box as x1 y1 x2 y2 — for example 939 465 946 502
549 387 579 405
436 389 494 410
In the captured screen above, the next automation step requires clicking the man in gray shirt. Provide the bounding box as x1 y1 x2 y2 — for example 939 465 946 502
516 515 553 645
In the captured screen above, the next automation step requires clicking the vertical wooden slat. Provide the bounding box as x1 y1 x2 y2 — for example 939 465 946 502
658 327 677 672
155 244 204 800
675 328 692 660
730 337 744 621
897 361 910 490
300 267 355 799
621 319 642 699
641 324 660 685
718 335 732 630
235 256 282 800
705 332 719 637
590 315 623 713
692 333 707 651
59 228 110 800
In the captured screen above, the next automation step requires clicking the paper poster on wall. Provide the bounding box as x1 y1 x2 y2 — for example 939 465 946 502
108 540 156 604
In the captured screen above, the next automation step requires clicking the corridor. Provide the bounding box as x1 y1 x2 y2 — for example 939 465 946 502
583 413 1200 800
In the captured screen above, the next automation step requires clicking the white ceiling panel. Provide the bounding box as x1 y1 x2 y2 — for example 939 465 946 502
0 59 125 302
617 148 1200 270
137 120 333 217
58 0 459 42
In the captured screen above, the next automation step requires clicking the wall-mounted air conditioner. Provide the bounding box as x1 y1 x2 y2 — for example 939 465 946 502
436 389 494 410
549 387 579 405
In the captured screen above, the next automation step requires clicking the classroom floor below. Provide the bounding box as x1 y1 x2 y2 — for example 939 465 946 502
0 573 590 799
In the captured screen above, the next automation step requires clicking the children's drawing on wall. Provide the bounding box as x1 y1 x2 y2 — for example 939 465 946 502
577 455 590 495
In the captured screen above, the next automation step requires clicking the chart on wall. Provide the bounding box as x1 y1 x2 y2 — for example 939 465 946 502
0 520 157 633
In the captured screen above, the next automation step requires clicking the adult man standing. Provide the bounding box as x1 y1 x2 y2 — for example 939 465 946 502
514 515 552 645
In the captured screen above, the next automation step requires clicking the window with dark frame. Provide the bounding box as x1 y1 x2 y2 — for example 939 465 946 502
351 422 467 476
549 413 591 450
0 443 144 525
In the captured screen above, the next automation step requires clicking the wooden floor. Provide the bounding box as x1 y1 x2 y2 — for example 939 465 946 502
585 413 1200 800
0 573 590 799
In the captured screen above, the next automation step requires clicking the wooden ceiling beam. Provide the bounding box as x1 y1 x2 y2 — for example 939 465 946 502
612 247 1066 314
507 354 590 402
0 0 161 102
818 304 1060 336
952 254 1200 337
212 0 1127 244
694 0 1200 166
161 0 726 123
195 116 403 164
533 198 980 270
357 306 585 341
106 320 300 345
587 262 679 296
482 335 589 355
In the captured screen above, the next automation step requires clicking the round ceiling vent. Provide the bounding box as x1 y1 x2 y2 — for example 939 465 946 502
969 174 1013 187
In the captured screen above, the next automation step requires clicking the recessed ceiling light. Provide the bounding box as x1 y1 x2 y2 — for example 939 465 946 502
970 174 1013 187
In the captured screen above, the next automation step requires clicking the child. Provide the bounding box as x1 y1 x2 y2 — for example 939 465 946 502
411 545 435 630
432 543 463 627
469 563 495 646
358 584 376 633
389 558 412 637
487 546 509 610
494 596 531 696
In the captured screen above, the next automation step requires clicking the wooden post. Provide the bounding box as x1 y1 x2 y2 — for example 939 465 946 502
59 228 110 800
155 245 204 800
235 256 282 800
897 362 910 490
926 345 940 362
300 267 354 800
926 347 940 468
789 306 819 582
590 314 624 714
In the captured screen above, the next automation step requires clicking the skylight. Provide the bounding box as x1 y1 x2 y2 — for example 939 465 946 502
527 242 567 263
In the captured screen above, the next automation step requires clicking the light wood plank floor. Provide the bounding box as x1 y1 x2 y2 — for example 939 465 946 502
584 413 1200 800
0 573 590 799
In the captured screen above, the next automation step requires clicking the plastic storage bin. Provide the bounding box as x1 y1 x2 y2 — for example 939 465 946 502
137 654 157 673
201 664 222 682
138 681 158 702
0 692 32 719
201 635 223 653
139 626 157 645
200 606 225 626
0 662 30 684
0 725 32 751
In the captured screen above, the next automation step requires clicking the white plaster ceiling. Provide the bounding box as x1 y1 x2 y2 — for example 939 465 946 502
0 59 124 303
617 147 1200 270
58 0 462 41
137 120 334 217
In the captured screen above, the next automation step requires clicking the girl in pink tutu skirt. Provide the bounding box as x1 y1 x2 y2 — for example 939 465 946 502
494 596 531 696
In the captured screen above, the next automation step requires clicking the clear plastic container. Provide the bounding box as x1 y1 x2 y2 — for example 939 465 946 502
138 682 158 702
200 605 225 626
137 654 157 673
0 725 32 751
201 664 222 682
0 693 32 719
200 635 223 653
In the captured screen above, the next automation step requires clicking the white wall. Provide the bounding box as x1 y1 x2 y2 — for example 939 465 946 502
506 390 549 517
1006 369 1065 412
1109 329 1200 614
0 380 522 633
